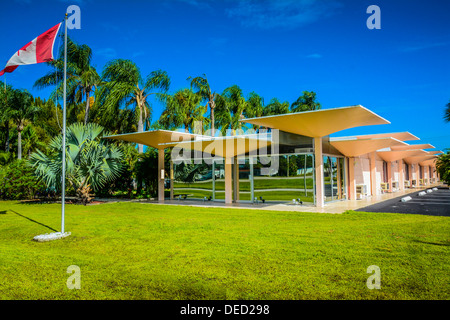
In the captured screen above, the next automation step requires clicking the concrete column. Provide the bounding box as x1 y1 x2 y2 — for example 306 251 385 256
158 148 165 203
348 157 356 200
370 152 377 196
336 158 342 199
314 137 324 207
399 160 405 191
169 160 174 200
233 157 239 202
387 161 392 192
224 158 232 204
416 164 420 187
409 164 413 183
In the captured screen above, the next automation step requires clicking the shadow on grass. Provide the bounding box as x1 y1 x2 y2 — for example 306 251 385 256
7 209 58 232
412 240 449 247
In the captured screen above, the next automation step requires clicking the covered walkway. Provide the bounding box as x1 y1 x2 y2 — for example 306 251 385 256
135 183 443 214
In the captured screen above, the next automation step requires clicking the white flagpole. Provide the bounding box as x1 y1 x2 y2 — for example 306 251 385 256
61 13 68 234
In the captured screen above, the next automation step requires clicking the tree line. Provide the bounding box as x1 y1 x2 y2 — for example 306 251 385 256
0 37 320 202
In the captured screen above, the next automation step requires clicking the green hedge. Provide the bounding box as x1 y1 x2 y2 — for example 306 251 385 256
0 160 47 200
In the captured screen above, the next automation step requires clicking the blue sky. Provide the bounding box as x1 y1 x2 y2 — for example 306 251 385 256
1 0 449 151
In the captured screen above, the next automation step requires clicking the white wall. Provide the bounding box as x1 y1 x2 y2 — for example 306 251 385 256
354 156 371 195
375 160 384 195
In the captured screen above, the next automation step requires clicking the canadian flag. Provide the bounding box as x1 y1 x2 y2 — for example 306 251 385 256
0 23 62 76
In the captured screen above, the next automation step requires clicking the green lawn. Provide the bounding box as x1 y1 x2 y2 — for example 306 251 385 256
0 200 449 300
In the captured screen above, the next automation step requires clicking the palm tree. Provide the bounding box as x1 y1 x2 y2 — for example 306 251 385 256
8 89 39 160
0 84 14 152
215 85 247 135
22 124 48 158
98 59 170 153
444 100 450 122
243 91 264 130
29 123 123 205
159 88 206 133
34 37 101 125
188 74 217 136
290 91 321 112
263 97 290 116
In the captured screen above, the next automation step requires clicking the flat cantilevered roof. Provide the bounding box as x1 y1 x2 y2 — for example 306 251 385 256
329 137 407 157
160 134 272 158
390 143 435 151
428 150 444 155
403 154 438 165
420 158 438 166
377 149 428 162
240 105 390 137
104 130 199 149
355 132 419 141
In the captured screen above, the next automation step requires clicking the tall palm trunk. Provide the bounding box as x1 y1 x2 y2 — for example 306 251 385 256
137 104 144 153
17 127 22 160
4 124 10 152
84 90 91 125
209 95 216 137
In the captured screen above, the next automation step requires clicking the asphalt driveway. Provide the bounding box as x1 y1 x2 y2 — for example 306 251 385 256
356 186 450 216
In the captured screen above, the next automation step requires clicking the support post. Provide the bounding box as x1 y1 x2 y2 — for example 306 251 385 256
415 164 420 187
387 161 392 192
314 137 324 207
170 160 174 200
348 157 356 200
369 152 377 196
233 157 239 202
158 148 165 203
224 158 232 204
399 160 405 191
250 157 254 203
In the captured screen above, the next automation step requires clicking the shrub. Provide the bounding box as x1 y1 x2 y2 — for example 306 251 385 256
0 160 46 200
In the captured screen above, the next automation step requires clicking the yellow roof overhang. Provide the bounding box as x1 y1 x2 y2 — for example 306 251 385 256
404 154 438 165
428 150 444 155
240 105 390 137
377 150 427 162
419 158 437 166
160 135 272 158
104 130 198 149
390 143 435 151
355 132 419 141
329 137 407 157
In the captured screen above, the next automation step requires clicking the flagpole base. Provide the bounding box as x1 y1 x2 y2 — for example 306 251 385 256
33 232 71 242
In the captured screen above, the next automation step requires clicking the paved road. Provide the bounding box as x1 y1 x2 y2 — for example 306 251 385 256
356 186 450 216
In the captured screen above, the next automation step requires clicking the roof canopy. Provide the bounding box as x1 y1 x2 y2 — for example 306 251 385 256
428 150 444 155
355 132 419 141
329 137 407 157
161 134 272 158
403 154 437 165
377 150 427 162
104 130 198 149
390 143 434 151
240 105 390 137
420 158 438 166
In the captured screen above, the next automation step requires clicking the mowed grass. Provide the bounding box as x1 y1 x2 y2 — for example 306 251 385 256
0 200 449 300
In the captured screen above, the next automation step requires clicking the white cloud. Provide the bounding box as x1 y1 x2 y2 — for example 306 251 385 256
96 47 117 59
401 41 449 53
306 53 322 59
226 0 342 29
